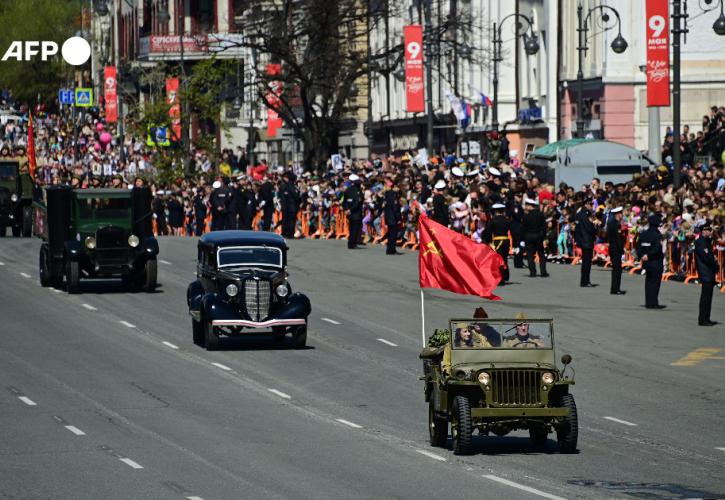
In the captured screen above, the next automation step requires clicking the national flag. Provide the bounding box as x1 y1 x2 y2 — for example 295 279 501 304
418 213 503 300
480 92 493 107
460 100 472 129
445 90 466 122
27 112 36 179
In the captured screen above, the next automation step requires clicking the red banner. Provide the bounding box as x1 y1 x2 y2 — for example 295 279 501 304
404 25 425 113
266 64 283 138
27 112 36 180
166 78 181 141
645 0 670 107
104 66 118 123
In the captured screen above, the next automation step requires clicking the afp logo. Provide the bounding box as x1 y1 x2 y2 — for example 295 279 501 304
2 37 91 66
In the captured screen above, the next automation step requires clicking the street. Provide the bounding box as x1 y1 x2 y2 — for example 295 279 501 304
0 236 723 500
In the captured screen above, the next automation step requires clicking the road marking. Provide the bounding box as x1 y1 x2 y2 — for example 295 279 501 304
716 447 725 452
18 396 37 406
159 259 172 265
415 449 446 461
336 418 362 429
19 272 30 278
65 425 86 436
482 475 566 500
267 388 291 400
50 288 61 293
603 416 637 427
321 317 341 325
187 497 205 500
671 348 722 366
377 338 398 347
119 458 144 469
162 341 179 350
0 261 5 265
211 362 231 371
81 303 97 311
119 320 136 328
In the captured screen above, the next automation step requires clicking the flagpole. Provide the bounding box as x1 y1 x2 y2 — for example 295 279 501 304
420 288 426 347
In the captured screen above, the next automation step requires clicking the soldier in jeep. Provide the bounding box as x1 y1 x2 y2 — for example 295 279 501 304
502 312 546 348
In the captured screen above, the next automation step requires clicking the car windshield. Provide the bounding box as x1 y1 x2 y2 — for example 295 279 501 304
217 246 283 268
450 320 552 349
0 163 16 181
76 197 131 220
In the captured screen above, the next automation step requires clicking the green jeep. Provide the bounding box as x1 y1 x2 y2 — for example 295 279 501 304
34 186 159 293
0 157 33 237
421 316 577 455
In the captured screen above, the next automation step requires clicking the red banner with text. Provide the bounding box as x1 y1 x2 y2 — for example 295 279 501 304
104 66 118 123
166 78 181 141
266 63 283 138
404 25 425 113
645 0 670 107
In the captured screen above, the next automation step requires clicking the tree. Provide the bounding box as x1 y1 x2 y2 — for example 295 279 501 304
0 0 82 106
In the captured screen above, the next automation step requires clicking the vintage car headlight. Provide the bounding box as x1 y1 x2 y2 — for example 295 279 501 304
10 193 18 202
128 234 140 247
275 283 290 298
542 372 555 385
226 283 239 297
477 371 490 385
84 236 96 249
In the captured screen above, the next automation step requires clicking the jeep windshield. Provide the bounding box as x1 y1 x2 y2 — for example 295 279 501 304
217 246 283 269
0 163 17 182
450 320 552 349
76 197 131 220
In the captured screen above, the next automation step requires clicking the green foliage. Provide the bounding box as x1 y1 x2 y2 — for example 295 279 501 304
428 328 451 348
0 0 81 105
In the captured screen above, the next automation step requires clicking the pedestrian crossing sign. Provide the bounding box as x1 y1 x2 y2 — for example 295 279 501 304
74 88 93 107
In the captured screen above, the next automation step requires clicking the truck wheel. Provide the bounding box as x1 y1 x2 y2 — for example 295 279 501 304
22 206 32 237
192 318 204 346
142 259 157 292
428 401 448 447
451 395 473 455
529 426 548 447
293 324 307 349
39 245 51 287
272 326 286 342
556 394 578 454
204 318 219 351
66 260 80 294
11 224 20 237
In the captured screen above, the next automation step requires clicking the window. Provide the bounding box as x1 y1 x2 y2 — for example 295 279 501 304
194 0 215 33
0 163 16 181
217 246 283 268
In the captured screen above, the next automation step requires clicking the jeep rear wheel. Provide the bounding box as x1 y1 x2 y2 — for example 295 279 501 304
451 395 473 455
204 318 219 351
556 394 578 454
428 401 448 447
66 260 80 294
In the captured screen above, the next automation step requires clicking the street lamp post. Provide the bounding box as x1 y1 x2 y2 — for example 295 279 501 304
491 14 539 132
575 2 628 138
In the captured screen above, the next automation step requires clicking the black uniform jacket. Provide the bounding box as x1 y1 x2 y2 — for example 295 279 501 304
522 209 546 241
636 227 664 262
694 236 719 283
574 209 596 249
606 217 625 256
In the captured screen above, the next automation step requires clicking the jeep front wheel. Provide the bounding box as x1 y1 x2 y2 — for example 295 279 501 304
556 394 578 453
428 401 448 447
451 395 473 455
204 318 219 351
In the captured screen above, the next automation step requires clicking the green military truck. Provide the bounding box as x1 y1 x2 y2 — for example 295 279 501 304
34 186 159 293
0 157 34 237
421 316 578 455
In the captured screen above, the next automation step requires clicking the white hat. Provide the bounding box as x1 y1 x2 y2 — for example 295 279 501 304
276 166 285 173
524 197 539 206
466 170 479 177
212 181 222 189
510 150 518 158
434 179 446 190
156 190 165 195
488 166 501 177
611 206 623 213
425 197 434 204
452 166 464 177
492 203 506 209
349 173 360 181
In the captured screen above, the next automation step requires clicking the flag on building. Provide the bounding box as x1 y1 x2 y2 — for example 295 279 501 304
480 92 493 107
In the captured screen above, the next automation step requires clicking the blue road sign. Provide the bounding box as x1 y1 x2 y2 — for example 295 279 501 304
58 89 74 105
74 88 93 107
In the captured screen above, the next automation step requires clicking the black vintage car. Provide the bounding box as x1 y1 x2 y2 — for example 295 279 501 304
187 231 311 350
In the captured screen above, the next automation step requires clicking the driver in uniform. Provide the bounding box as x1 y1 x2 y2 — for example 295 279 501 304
502 312 545 348
442 323 491 375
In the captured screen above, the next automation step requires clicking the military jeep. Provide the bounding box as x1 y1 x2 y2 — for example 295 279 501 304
0 158 33 237
421 317 577 455
34 186 158 293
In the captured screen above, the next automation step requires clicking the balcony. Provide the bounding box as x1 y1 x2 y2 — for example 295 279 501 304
138 32 245 61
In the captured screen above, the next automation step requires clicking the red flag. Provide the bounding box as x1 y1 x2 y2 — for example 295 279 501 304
418 213 503 300
27 112 36 179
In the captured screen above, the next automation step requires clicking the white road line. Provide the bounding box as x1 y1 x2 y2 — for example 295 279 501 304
321 317 341 325
187 497 205 500
603 416 637 427
159 259 172 265
716 447 725 452
377 338 398 347
162 341 179 350
336 418 362 429
267 388 291 400
415 449 446 461
0 261 5 265
482 475 567 500
19 272 30 278
18 396 37 406
119 320 136 328
65 425 86 436
119 458 144 469
81 303 97 311
211 362 232 371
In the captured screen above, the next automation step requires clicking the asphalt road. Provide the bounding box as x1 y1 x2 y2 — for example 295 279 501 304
0 235 723 500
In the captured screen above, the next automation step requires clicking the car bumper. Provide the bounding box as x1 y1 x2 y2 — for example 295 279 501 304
471 408 569 418
210 318 306 328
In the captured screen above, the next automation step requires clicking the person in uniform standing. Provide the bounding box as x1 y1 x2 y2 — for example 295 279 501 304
384 180 402 255
344 173 363 249
431 179 449 227
279 172 300 238
485 203 511 285
607 206 626 295
522 197 549 278
237 177 256 230
574 199 598 287
210 180 230 231
193 188 207 236
637 214 666 309
259 177 275 231
694 222 719 326
509 193 525 268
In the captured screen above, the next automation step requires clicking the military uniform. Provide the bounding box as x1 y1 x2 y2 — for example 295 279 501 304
637 215 665 309
279 179 300 238
384 188 401 255
210 182 231 231
694 226 719 325
522 199 548 277
502 334 545 348
606 208 625 294
442 331 491 375
344 176 363 248
574 207 597 286
485 205 510 284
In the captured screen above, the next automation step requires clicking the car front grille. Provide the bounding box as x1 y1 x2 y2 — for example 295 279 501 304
489 370 542 406
243 278 271 322
96 226 127 249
